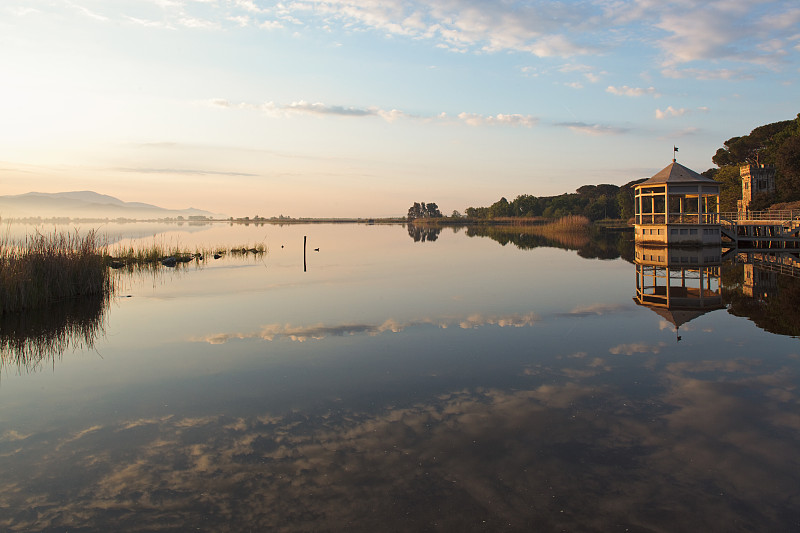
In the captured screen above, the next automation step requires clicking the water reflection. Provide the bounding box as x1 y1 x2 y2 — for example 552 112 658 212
2 223 799 531
0 295 108 376
427 223 635 260
633 245 724 339
633 244 800 339
195 310 542 345
725 251 800 337
2 358 799 531
407 223 441 242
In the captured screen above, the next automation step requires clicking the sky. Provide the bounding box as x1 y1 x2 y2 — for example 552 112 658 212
1 0 798 218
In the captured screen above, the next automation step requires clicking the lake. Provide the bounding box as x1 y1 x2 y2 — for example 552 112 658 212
1 221 798 531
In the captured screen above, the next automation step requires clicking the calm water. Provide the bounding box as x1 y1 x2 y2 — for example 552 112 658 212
1 222 798 532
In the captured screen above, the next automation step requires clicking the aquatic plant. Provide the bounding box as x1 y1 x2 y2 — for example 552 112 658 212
106 241 268 272
0 229 110 315
1 229 270 314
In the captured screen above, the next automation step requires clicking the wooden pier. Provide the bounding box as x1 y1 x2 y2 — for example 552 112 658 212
720 210 800 250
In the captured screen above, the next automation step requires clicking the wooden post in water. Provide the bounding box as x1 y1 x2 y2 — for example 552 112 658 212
303 236 307 272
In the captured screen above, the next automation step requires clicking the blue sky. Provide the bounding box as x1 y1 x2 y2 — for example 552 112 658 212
1 0 798 217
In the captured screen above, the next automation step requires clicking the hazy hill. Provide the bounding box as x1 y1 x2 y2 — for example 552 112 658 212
0 191 220 220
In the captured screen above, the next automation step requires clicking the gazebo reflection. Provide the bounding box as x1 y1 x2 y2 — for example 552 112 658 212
633 244 724 339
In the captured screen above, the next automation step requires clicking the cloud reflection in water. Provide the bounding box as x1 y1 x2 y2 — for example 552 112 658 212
1 353 798 531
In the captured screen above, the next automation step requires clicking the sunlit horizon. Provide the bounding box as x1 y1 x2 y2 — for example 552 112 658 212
1 0 798 218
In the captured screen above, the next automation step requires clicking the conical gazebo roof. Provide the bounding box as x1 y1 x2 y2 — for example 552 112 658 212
634 301 724 328
638 161 718 186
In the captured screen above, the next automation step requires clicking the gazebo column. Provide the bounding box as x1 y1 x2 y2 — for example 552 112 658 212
699 268 704 304
636 194 641 224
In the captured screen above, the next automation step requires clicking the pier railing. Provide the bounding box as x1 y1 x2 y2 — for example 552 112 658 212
720 210 800 223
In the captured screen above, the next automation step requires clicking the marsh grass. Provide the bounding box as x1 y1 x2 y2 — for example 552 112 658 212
107 241 268 272
466 215 591 249
0 229 110 315
529 215 590 236
0 230 269 372
1 229 270 314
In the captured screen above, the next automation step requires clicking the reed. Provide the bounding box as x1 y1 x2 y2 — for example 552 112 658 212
530 215 591 236
107 241 267 270
0 228 270 314
466 215 591 250
0 229 110 315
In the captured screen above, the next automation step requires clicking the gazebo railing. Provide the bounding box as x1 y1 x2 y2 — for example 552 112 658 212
636 213 719 225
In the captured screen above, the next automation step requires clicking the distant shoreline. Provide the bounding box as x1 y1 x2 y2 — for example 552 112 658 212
1 216 633 228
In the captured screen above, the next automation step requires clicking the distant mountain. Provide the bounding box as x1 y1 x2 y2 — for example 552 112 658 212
0 191 222 220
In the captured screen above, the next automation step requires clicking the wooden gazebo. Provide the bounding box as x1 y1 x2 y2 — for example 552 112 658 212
634 161 721 245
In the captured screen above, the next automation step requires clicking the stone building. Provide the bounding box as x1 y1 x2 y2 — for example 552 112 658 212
738 164 776 212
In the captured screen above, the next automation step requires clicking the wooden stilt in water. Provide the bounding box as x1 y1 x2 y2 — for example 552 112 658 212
304 236 307 272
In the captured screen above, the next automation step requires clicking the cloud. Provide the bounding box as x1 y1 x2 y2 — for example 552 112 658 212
656 105 711 120
179 16 219 29
234 0 269 14
556 122 628 136
583 72 601 83
655 106 688 119
558 63 604 83
67 1 108 21
661 67 754 80
259 20 284 30
126 16 173 28
286 100 378 117
118 168 259 177
267 0 604 58
606 85 659 97
228 15 251 27
456 112 538 128
651 2 800 68
204 98 538 127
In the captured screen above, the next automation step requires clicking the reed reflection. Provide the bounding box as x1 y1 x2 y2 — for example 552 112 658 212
0 294 108 376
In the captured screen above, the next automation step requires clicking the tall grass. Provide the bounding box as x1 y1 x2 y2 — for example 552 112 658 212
530 215 590 236
464 215 591 250
0 230 110 315
106 240 268 272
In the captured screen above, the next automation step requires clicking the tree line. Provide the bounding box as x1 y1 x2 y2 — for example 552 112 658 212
444 113 800 220
703 113 800 211
462 183 643 222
